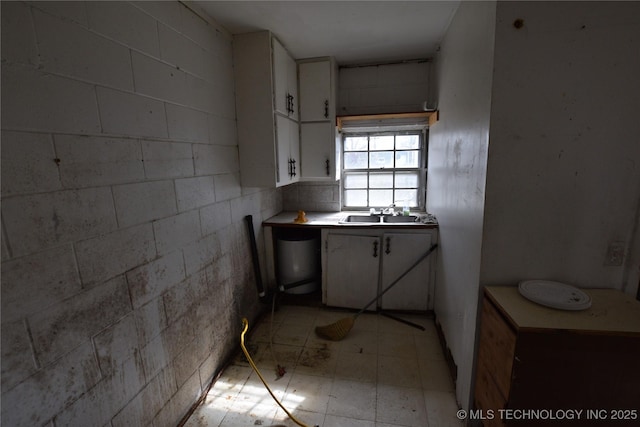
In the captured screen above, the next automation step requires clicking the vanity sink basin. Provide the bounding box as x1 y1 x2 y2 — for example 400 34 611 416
340 215 381 223
382 215 419 223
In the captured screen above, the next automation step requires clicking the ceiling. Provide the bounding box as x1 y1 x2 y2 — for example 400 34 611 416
194 1 460 65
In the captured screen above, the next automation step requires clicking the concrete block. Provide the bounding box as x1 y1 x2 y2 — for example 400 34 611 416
153 211 201 256
200 201 232 236
171 337 200 388
141 140 194 180
29 275 131 366
163 311 197 363
93 314 139 376
140 333 170 381
29 1 88 26
1 63 101 134
152 368 201 427
209 114 238 146
55 134 144 188
75 223 156 287
96 86 168 139
210 78 237 117
131 51 187 105
54 354 145 427
213 173 242 202
185 73 215 113
193 144 239 176
86 1 159 57
0 342 100 427
1 319 38 394
1 244 82 323
131 1 182 31
1 1 39 66
112 180 177 228
2 188 118 257
126 251 185 309
166 103 209 142
175 176 215 212
1 131 61 196
158 23 213 81
230 193 260 224
182 233 221 276
111 366 176 427
32 8 134 90
179 2 216 52
133 297 167 346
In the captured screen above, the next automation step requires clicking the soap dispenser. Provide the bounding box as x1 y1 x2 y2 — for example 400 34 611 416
402 201 410 216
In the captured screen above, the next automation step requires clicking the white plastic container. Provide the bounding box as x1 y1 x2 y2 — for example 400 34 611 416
277 236 320 294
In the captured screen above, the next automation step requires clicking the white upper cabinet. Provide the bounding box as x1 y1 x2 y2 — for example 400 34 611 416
233 31 300 187
273 38 298 121
299 60 333 121
298 58 339 181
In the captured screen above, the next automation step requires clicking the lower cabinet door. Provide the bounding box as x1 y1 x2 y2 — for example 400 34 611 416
325 233 380 309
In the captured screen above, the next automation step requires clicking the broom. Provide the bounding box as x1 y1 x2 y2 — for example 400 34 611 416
315 243 438 341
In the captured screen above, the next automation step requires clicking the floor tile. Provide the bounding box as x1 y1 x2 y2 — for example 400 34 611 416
377 355 421 389
375 383 427 426
377 332 417 359
185 305 460 426
335 351 378 382
324 414 376 426
282 372 333 414
425 390 465 427
419 356 454 392
326 379 377 421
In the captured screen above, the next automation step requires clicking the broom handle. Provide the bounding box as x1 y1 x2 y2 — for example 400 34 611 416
354 243 438 318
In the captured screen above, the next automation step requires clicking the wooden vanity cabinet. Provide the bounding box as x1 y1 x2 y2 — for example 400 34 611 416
475 286 640 427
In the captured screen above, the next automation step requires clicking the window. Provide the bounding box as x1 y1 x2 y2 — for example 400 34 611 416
342 129 427 210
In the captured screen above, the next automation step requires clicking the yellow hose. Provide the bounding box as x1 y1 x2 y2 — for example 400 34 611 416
240 318 312 427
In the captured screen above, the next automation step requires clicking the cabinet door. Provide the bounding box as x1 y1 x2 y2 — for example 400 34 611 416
272 38 289 117
275 115 300 186
287 53 298 120
273 38 297 119
325 233 380 309
300 122 334 180
299 60 331 122
289 119 300 183
380 232 432 311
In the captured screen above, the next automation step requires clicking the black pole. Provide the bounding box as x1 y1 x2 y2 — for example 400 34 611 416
244 215 267 302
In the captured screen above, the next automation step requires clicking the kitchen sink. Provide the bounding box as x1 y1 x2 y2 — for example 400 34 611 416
339 215 381 223
382 215 419 223
339 214 420 224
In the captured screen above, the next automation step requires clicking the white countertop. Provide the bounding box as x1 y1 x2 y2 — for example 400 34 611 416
263 211 438 229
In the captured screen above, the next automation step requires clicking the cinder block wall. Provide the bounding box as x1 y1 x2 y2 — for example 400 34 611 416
1 1 280 425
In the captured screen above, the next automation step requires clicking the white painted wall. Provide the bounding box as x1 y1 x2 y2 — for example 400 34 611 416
1 2 280 425
430 0 640 413
482 1 640 295
426 0 496 411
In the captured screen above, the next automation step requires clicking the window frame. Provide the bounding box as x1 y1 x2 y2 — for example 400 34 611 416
340 127 428 211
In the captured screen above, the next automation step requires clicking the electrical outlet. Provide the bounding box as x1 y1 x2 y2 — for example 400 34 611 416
604 241 625 266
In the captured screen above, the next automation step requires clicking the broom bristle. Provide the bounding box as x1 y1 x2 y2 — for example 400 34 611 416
315 317 355 341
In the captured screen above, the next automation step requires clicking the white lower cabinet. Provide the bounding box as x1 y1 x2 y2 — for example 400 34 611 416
322 228 436 311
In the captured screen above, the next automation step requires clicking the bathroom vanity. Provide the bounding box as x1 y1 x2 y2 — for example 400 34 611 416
474 286 640 427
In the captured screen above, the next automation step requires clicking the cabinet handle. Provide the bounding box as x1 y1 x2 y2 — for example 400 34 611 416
292 159 296 176
385 237 391 254
288 158 293 177
324 100 329 118
325 159 330 176
373 241 378 258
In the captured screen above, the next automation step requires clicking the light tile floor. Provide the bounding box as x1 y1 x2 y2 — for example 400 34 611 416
185 305 463 427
